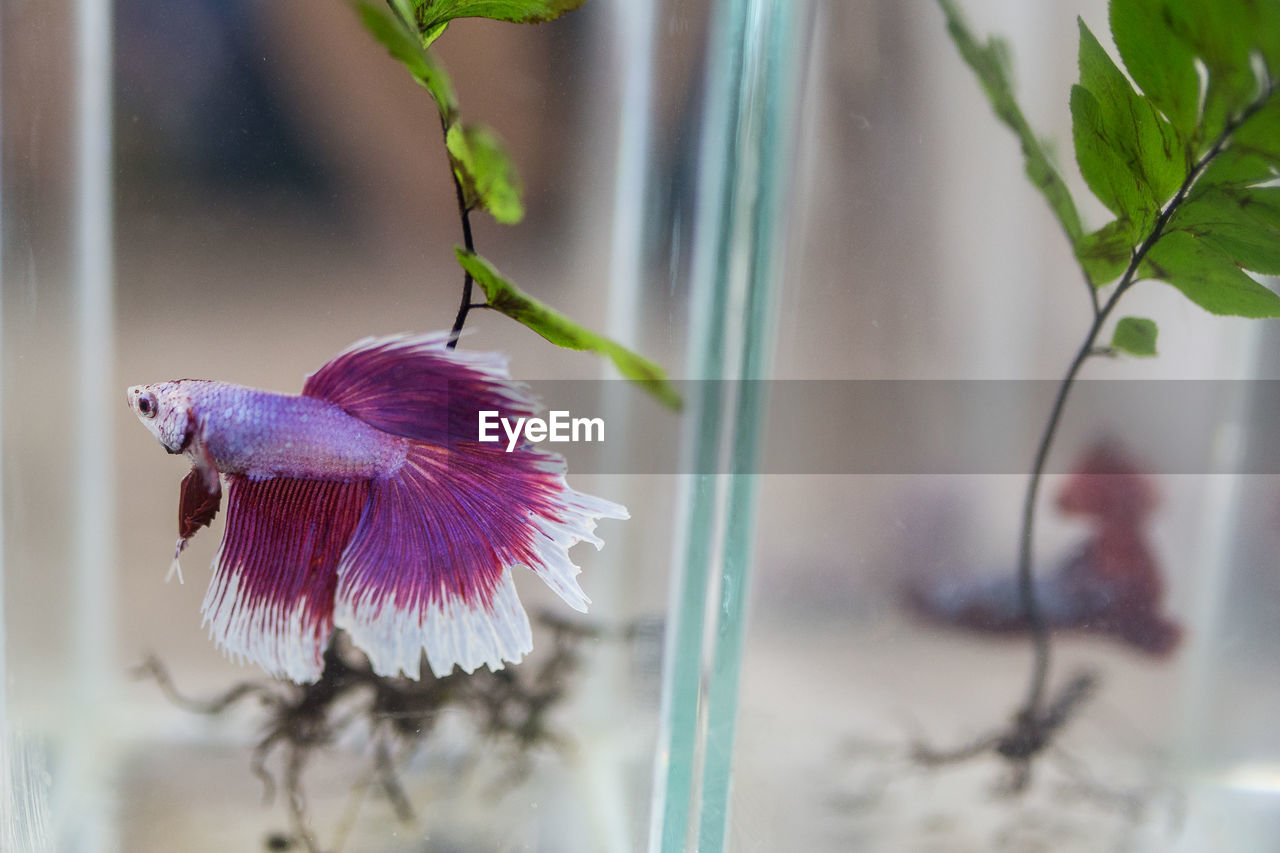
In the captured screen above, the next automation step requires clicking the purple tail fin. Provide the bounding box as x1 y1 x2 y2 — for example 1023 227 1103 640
202 476 370 682
304 333 627 678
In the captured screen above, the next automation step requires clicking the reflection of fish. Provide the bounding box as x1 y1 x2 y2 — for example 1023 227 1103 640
128 333 627 682
907 442 1181 657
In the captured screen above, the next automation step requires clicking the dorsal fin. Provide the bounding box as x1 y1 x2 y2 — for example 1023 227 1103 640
302 333 536 444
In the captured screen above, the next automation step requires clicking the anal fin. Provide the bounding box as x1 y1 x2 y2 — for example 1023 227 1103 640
202 475 370 683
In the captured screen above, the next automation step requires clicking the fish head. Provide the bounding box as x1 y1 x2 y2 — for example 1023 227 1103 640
127 381 196 454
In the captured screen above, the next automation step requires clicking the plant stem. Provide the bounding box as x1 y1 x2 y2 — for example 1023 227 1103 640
1014 98 1260 722
447 171 477 349
1016 301 1110 717
1084 270 1100 318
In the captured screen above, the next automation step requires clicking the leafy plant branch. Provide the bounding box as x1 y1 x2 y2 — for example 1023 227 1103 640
1018 86 1275 716
938 0 1280 785
357 0 682 409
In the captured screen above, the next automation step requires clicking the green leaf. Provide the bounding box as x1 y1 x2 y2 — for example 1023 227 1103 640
1256 1 1280 84
1110 316 1158 357
455 249 683 410
1070 85 1157 224
1158 0 1263 142
1074 20 1184 207
1234 187 1280 231
446 124 525 224
421 21 449 48
1076 217 1137 286
936 0 1083 245
1197 91 1280 189
943 0 1280 332
412 0 590 35
356 1 458 121
1109 0 1200 143
1169 185 1280 276
1145 230 1280 317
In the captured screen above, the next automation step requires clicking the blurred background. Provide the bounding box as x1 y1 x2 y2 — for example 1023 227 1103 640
4 0 1280 851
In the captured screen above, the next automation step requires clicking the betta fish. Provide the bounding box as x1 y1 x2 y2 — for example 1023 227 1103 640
906 441 1181 657
127 332 627 683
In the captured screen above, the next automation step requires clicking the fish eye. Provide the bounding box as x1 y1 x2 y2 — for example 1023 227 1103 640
138 392 158 419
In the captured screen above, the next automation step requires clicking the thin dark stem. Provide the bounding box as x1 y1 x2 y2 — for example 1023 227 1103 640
1016 314 1104 715
447 172 477 349
1084 270 1101 318
1015 91 1268 721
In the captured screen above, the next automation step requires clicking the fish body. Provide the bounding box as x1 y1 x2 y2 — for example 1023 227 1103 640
128 333 627 683
134 380 406 480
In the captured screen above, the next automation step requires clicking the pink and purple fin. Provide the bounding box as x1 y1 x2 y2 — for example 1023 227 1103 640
168 333 627 682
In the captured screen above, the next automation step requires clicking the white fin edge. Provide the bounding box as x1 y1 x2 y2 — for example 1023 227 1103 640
526 475 629 612
200 561 327 684
335 568 534 680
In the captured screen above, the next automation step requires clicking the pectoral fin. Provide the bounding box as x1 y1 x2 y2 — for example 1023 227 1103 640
168 449 221 585
179 464 222 539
